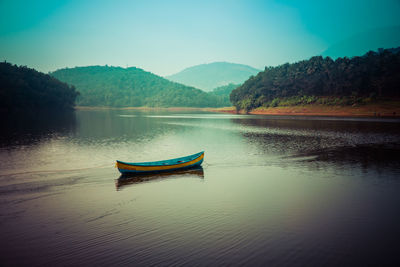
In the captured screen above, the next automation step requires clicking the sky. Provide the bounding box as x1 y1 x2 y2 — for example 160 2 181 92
1 0 400 76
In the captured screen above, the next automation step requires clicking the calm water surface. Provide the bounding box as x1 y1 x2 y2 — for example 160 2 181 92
1 110 400 266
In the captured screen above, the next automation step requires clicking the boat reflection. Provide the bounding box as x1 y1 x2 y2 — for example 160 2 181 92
115 167 204 190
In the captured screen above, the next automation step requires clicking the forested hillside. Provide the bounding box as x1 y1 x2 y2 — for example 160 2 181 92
0 62 79 113
230 48 400 111
52 66 227 107
209 83 240 106
166 62 260 91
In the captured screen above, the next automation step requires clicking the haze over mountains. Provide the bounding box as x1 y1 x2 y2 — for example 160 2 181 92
3 40 400 113
322 26 400 59
166 62 260 92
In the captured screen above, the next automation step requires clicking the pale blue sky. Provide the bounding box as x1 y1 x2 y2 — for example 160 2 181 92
1 0 399 75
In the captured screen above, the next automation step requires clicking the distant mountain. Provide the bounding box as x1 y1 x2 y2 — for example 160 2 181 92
166 62 260 92
322 26 400 59
51 66 227 107
0 62 78 113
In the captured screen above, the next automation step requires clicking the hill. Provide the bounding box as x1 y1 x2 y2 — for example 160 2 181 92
230 48 400 112
166 62 260 92
210 83 240 96
51 66 227 107
0 62 79 113
209 83 240 106
322 26 400 59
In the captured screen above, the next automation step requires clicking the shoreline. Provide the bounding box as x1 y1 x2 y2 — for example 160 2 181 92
210 104 400 118
75 103 400 118
75 106 212 112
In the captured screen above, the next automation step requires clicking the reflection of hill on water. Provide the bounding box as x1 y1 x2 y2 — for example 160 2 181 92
290 143 400 173
230 116 400 173
116 167 204 190
1 111 76 147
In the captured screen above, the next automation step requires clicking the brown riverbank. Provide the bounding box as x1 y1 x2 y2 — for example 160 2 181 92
209 102 400 118
75 102 400 118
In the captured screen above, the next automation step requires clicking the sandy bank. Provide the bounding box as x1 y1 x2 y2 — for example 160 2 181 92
210 103 400 118
75 103 400 118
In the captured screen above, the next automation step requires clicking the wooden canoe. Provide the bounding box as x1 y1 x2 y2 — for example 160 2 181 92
116 151 204 175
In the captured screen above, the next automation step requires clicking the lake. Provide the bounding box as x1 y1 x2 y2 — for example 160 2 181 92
1 109 400 266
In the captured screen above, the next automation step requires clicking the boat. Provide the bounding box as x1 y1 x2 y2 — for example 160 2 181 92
116 151 204 175
116 167 204 189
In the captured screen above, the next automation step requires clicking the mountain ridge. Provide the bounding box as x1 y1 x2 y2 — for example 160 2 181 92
166 62 260 91
51 65 229 107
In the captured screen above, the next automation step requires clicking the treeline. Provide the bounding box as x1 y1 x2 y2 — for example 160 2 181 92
230 48 400 111
0 62 79 113
209 83 240 106
52 66 228 107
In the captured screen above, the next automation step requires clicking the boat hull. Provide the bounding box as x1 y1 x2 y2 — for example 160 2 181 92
116 151 204 175
116 167 204 189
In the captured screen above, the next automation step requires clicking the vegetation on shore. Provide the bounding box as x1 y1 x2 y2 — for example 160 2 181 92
230 48 400 112
3 47 400 116
0 62 79 113
51 66 228 108
209 83 240 106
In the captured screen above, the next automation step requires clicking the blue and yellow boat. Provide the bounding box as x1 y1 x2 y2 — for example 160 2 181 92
116 151 204 175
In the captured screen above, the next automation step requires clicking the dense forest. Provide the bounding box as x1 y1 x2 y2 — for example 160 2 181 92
0 62 79 113
52 66 228 107
166 62 259 91
230 48 400 111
